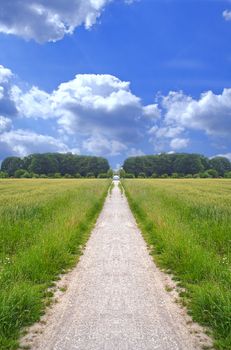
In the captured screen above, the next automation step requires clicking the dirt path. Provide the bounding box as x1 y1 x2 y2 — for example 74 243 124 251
21 182 212 350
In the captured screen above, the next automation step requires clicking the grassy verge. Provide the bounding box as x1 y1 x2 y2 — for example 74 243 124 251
0 179 110 350
123 179 231 350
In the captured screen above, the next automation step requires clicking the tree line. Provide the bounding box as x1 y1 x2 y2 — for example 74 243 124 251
0 153 110 178
122 153 231 178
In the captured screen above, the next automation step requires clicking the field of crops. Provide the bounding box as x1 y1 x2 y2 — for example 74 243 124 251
123 179 231 350
0 179 110 350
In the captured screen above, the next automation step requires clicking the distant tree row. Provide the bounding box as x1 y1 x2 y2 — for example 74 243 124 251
122 153 231 178
0 153 110 178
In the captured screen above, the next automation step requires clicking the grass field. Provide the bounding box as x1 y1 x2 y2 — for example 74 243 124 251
0 179 110 350
123 179 231 350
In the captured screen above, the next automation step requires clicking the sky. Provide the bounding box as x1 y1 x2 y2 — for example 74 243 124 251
0 0 231 168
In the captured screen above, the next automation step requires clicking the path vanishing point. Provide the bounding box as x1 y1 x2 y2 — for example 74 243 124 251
21 182 212 350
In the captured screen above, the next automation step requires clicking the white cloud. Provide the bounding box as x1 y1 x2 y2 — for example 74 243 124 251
83 135 127 156
0 65 13 83
170 138 189 150
52 74 145 142
0 66 159 157
0 0 131 43
0 65 18 118
148 88 231 152
142 104 160 119
0 129 72 158
212 153 231 161
0 116 12 133
126 147 145 157
223 10 231 21
162 89 231 137
12 86 52 119
148 126 184 139
1 63 230 160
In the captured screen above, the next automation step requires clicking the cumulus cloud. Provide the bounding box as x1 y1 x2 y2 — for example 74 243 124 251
83 135 127 156
126 147 145 157
12 85 52 119
0 129 73 159
0 116 12 133
0 65 158 157
14 72 157 151
0 63 230 160
148 126 184 139
162 89 231 137
148 88 231 152
52 74 152 143
170 138 189 150
212 153 231 161
0 65 13 83
0 65 18 119
0 0 131 43
142 104 160 119
223 10 231 21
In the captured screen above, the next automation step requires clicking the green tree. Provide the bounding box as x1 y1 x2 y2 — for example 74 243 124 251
207 169 218 178
224 171 231 178
124 173 135 178
98 173 108 178
119 168 126 178
107 169 113 178
209 157 231 176
54 172 62 178
29 154 59 175
21 171 32 178
199 171 211 178
138 172 146 178
1 157 24 176
87 172 95 178
0 171 8 178
173 154 204 175
14 169 27 178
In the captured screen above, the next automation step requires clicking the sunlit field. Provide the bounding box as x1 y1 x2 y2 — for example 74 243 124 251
0 179 110 350
123 179 231 350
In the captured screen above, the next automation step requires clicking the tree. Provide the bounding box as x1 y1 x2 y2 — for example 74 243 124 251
207 169 218 178
138 172 146 178
21 171 32 178
119 168 126 178
54 172 62 178
173 154 204 175
224 171 231 178
98 173 108 178
1 157 24 176
74 173 81 178
87 172 95 178
199 171 211 178
209 157 231 176
29 154 59 175
14 169 27 178
123 153 206 177
171 172 180 178
151 173 158 178
124 173 135 178
0 171 8 178
1 153 110 178
107 169 113 178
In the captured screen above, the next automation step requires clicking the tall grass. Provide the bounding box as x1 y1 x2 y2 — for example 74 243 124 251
0 179 110 350
123 179 231 350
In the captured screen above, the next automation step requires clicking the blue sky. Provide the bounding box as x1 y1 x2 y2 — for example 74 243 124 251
0 0 231 168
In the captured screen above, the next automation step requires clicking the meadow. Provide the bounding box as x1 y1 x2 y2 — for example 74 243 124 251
0 179 110 350
123 179 231 350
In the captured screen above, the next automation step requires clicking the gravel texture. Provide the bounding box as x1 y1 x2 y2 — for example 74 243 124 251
20 182 213 350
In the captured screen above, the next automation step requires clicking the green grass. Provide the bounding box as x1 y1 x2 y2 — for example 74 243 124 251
0 179 110 350
123 179 231 350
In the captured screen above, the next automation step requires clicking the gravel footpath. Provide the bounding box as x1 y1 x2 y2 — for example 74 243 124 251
21 182 212 350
